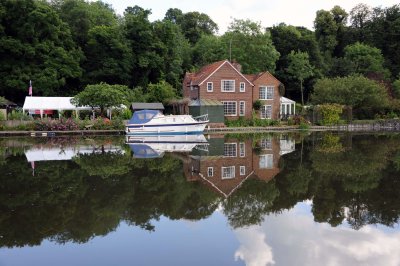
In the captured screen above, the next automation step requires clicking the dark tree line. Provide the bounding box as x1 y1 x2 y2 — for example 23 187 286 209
1 0 400 111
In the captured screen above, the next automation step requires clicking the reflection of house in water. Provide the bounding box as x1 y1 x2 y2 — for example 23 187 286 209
184 135 295 198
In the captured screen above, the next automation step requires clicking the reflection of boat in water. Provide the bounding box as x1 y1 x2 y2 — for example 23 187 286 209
126 134 208 158
125 110 208 135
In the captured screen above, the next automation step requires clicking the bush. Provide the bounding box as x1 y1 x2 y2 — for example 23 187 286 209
34 118 79 131
253 100 262 111
318 104 343 125
8 110 32 120
225 118 279 127
0 111 5 121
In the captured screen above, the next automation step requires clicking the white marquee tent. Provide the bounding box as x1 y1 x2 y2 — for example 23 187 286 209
22 96 94 118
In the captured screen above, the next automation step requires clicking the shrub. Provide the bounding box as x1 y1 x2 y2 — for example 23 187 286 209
253 100 262 111
8 110 32 120
318 104 343 125
34 118 79 131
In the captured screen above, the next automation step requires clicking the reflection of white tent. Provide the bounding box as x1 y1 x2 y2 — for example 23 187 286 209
279 139 296 155
22 96 94 118
280 97 296 118
25 145 124 162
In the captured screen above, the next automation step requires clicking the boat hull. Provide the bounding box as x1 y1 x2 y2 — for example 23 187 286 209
125 122 207 135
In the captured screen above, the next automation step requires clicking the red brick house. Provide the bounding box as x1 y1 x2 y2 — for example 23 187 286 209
182 60 295 121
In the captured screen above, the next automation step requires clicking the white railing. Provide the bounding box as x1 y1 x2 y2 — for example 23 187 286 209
193 114 209 122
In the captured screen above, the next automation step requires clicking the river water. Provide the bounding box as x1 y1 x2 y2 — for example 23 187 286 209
0 132 399 266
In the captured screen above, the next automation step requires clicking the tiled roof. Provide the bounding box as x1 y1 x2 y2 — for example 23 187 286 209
190 60 227 85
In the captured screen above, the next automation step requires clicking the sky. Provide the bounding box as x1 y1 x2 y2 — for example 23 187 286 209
233 202 400 266
101 0 399 33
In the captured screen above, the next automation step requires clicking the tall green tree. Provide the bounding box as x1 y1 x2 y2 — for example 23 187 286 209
343 42 390 78
192 34 226 68
0 0 82 102
164 8 218 45
84 25 132 85
221 19 280 73
287 50 314 106
152 20 191 88
124 5 164 87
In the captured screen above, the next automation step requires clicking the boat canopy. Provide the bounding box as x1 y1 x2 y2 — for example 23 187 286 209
128 110 159 124
128 144 161 158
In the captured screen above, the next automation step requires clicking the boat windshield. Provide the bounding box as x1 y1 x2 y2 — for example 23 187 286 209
128 144 160 158
128 110 159 124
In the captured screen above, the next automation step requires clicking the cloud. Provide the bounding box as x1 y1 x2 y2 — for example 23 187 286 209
233 203 400 266
234 228 275 266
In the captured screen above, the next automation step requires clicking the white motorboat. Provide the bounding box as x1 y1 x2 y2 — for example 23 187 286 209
125 110 208 135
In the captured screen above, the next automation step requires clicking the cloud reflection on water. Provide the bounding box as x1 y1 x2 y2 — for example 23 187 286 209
234 202 400 266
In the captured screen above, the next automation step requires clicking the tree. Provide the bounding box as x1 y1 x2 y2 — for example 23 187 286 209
349 3 372 42
0 0 82 102
124 5 164 87
286 50 314 106
343 42 390 78
314 10 338 58
71 83 131 117
311 75 390 116
145 81 178 103
221 19 280 73
169 10 218 45
152 20 191 88
192 35 226 68
84 25 132 85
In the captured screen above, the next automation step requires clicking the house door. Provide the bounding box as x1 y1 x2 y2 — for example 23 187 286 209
261 105 272 119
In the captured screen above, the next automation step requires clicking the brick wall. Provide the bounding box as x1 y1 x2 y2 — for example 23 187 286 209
252 72 281 120
198 63 253 119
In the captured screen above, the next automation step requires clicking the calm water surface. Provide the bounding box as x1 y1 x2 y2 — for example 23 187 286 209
0 132 400 266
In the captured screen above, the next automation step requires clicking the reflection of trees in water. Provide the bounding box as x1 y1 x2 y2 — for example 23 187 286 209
1 133 400 247
222 178 279 228
0 151 218 247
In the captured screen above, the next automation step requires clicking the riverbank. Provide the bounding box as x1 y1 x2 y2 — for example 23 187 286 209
1 121 400 137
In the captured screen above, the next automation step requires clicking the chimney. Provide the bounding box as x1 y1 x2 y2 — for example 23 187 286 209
231 60 242 72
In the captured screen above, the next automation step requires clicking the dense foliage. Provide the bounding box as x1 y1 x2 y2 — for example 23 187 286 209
311 75 390 117
0 1 399 118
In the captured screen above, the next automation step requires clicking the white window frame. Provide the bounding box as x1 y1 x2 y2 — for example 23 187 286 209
224 143 237 157
261 105 272 119
259 154 273 169
240 166 246 176
222 101 237 116
207 167 214 177
240 82 245 92
239 142 245 157
260 138 272 150
239 101 245 116
222 166 235 179
207 82 213 92
259 86 274 100
221 80 235 92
